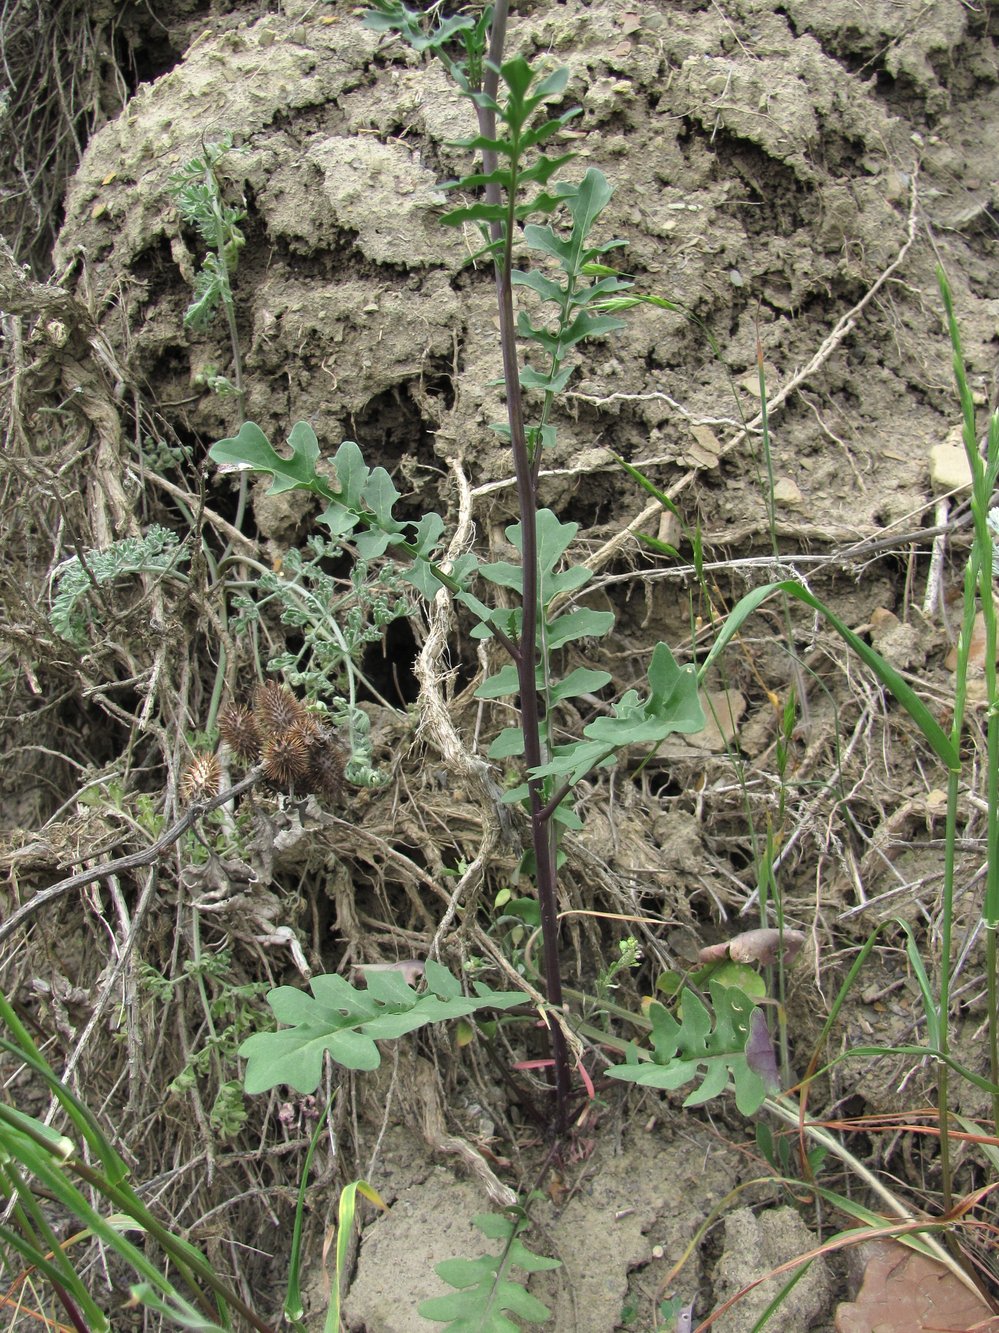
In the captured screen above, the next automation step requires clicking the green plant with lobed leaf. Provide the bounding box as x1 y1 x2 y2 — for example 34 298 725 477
169 133 251 537
212 0 957 1121
4 2 991 1330
202 10 769 1321
49 525 189 648
168 135 246 393
417 1205 561 1331
239 961 524 1094
212 0 718 1146
231 534 411 699
202 2 998 1328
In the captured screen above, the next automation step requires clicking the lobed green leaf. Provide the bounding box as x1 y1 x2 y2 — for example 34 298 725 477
607 982 772 1116
209 420 326 497
476 664 522 699
418 1211 559 1330
519 363 575 393
488 727 527 759
545 607 615 648
241 968 522 1094
479 559 524 594
549 666 612 701
511 269 565 303
543 565 593 601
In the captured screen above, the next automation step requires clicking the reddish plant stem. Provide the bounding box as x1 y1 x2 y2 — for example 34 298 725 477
475 0 570 1139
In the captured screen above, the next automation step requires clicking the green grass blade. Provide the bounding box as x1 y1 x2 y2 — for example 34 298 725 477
324 1180 388 1333
0 1011 129 1185
0 1131 210 1325
953 1115 999 1175
0 1219 111 1332
895 919 941 1049
612 452 682 515
128 1284 229 1330
700 580 958 769
284 1089 336 1326
749 1260 813 1333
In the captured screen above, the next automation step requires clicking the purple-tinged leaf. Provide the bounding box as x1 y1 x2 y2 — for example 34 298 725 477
746 1007 780 1093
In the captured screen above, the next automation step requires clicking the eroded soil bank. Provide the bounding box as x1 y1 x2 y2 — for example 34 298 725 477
1 0 997 1329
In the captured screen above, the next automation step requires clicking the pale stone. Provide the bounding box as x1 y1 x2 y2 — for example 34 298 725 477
716 1207 832 1332
656 508 680 549
772 476 803 505
929 441 972 494
684 422 721 470
740 362 779 396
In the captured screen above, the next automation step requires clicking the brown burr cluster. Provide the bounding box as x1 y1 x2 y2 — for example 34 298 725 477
180 682 347 806
178 752 223 804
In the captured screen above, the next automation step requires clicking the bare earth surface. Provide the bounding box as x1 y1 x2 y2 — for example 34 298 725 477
2 0 998 1329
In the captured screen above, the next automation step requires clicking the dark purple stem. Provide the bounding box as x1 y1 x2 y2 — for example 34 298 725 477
476 0 570 1139
51 1282 91 1333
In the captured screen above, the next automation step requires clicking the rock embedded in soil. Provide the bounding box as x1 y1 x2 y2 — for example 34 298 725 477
51 0 997 541
343 1172 483 1333
929 439 973 495
712 1205 832 1332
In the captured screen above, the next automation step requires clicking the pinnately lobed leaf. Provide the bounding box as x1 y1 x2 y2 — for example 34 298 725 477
418 1211 559 1331
606 982 776 1116
210 420 325 496
239 962 522 1095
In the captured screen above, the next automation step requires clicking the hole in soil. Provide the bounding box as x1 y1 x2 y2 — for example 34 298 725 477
560 481 616 529
4 691 137 825
359 617 420 707
646 769 688 800
112 13 191 94
130 235 177 295
350 377 454 521
422 357 458 413
709 132 815 238
351 386 430 469
447 640 479 696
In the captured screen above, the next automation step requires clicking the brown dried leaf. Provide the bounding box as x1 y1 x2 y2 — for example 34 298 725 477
698 928 806 967
835 1238 996 1332
944 601 999 672
353 960 426 988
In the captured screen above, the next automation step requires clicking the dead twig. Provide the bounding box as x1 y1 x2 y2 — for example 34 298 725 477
0 768 263 947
